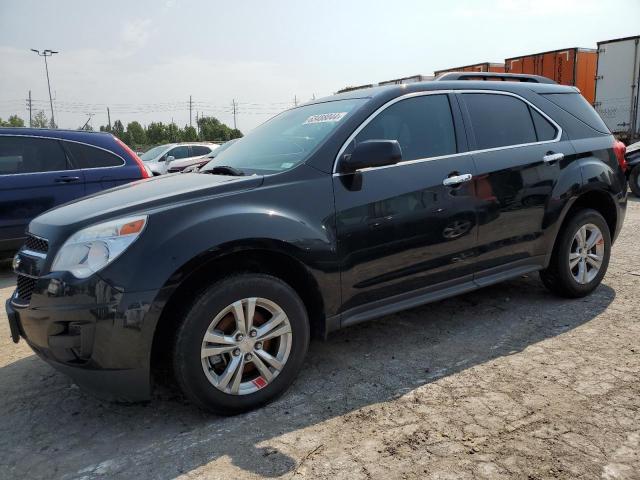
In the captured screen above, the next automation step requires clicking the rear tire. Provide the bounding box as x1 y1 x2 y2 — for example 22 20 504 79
629 165 640 197
540 209 611 298
173 273 310 415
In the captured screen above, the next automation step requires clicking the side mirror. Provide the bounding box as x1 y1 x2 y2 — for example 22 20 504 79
340 140 402 173
165 155 175 163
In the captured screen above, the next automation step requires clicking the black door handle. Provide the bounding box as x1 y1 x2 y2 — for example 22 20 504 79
55 176 80 183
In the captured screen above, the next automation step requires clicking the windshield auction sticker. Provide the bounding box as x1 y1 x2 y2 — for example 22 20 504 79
303 112 348 124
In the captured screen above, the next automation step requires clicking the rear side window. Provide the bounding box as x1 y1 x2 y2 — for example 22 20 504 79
168 146 190 159
462 93 537 149
64 142 124 168
543 93 609 134
531 109 558 141
355 94 457 161
0 136 69 174
191 145 211 156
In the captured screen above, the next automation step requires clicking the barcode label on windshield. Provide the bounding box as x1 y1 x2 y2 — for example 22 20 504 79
303 112 348 124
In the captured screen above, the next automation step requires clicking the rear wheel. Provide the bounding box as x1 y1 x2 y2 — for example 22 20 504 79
629 165 640 197
540 209 611 298
173 274 309 414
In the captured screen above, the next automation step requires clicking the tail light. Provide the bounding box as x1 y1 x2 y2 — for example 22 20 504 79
613 140 627 172
114 136 150 179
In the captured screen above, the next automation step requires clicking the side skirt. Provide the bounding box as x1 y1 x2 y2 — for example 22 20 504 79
326 256 545 334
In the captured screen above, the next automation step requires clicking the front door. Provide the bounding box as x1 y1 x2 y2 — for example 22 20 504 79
333 93 479 314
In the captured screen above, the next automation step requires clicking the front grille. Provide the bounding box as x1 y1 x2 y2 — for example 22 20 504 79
24 234 48 254
16 274 37 304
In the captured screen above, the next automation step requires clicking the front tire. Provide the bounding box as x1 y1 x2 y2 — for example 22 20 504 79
173 274 310 415
540 209 611 298
629 165 640 197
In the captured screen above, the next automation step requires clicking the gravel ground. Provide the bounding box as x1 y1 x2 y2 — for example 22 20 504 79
1 200 639 480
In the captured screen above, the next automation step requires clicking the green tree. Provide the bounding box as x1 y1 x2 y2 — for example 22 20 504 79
166 122 182 143
146 122 167 144
229 128 243 139
182 125 198 142
4 115 25 127
32 110 48 128
126 121 146 145
112 120 125 139
197 116 240 141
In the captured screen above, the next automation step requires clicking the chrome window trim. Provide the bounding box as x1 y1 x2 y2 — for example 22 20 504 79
0 134 126 176
332 89 562 175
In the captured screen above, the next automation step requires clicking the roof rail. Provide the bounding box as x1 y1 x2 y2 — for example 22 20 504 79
435 72 556 84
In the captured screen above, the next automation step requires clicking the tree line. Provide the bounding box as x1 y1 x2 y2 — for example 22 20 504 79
0 111 243 149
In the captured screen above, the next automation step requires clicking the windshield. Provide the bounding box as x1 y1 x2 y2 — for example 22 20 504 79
206 139 237 158
140 145 171 161
200 99 365 174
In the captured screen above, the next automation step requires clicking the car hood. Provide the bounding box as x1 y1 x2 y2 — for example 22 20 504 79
29 172 264 242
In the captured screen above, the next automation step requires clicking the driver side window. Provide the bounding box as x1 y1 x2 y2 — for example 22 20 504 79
353 94 457 162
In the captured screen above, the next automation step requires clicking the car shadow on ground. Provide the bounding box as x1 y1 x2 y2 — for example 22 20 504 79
0 274 615 479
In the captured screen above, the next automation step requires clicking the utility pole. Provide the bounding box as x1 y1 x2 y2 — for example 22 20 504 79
294 95 298 106
232 99 237 130
196 111 200 136
31 49 58 127
107 107 111 131
26 90 33 127
189 95 193 127
81 113 93 131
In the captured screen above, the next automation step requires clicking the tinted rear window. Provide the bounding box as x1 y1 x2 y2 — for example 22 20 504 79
462 93 537 149
0 136 69 174
65 141 124 168
543 93 609 134
191 145 211 156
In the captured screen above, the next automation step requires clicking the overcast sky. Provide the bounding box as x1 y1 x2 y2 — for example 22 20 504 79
1 0 639 132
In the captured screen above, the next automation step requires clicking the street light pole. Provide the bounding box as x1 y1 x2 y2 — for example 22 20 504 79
31 49 58 127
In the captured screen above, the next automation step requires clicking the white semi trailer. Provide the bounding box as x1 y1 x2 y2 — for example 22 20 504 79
595 35 640 143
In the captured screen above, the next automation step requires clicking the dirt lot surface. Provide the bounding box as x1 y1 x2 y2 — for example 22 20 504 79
1 201 639 480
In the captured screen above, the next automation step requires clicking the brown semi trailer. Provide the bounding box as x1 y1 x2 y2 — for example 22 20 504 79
505 48 597 104
434 62 505 76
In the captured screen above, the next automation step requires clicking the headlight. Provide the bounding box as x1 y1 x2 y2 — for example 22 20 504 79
51 215 147 278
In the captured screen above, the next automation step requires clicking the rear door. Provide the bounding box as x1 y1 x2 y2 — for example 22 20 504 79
333 93 479 314
164 145 191 173
63 140 131 193
0 135 85 252
169 145 211 172
457 91 574 275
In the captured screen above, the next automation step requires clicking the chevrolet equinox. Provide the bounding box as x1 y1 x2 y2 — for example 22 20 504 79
6 73 628 414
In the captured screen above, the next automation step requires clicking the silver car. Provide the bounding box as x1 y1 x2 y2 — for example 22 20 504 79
140 143 219 175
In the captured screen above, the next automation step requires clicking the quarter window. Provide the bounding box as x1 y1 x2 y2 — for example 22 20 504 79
191 145 211 156
354 94 457 161
0 136 69 174
64 142 123 168
463 93 537 149
530 108 557 141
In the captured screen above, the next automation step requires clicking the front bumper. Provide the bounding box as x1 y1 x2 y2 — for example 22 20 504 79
5 273 161 402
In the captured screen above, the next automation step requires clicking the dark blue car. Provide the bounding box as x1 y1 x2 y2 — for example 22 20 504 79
0 128 150 257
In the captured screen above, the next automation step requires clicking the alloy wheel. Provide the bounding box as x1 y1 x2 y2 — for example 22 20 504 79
569 223 605 284
200 297 292 395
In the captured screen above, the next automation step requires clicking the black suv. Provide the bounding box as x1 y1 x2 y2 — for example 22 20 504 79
6 73 627 414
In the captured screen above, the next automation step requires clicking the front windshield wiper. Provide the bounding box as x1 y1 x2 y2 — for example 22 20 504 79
200 165 245 176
